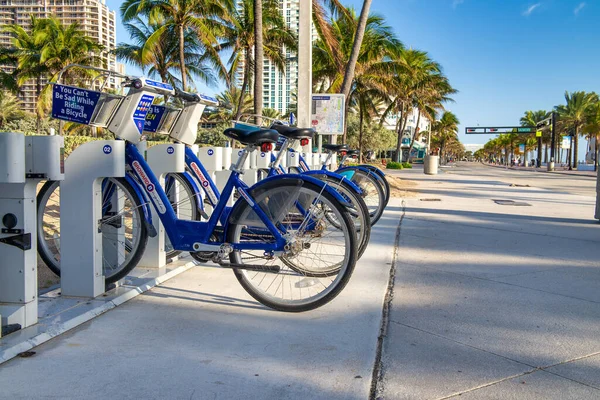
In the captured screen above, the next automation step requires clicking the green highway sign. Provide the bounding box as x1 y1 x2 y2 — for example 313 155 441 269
465 126 537 134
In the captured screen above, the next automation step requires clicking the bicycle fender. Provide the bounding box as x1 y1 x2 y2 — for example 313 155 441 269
336 165 386 185
125 173 157 237
249 173 352 207
301 169 363 195
183 171 204 212
358 164 386 178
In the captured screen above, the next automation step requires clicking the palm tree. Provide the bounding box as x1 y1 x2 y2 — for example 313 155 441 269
262 108 281 120
39 17 104 134
0 91 25 126
115 17 216 93
121 0 230 91
377 48 454 162
520 110 550 164
3 16 48 133
218 0 296 120
555 91 598 169
313 10 402 144
209 87 253 122
583 102 600 171
431 111 459 164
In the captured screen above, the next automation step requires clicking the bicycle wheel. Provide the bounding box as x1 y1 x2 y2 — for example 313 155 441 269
306 173 370 259
164 172 200 260
37 178 148 283
226 177 357 312
358 166 391 207
348 169 386 225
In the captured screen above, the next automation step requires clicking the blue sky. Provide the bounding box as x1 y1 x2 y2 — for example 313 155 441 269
106 0 599 151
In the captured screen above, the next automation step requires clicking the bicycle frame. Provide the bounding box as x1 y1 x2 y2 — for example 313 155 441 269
124 142 287 253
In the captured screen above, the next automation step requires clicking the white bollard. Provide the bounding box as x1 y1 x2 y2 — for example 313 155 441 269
61 140 125 298
287 151 300 171
138 143 185 269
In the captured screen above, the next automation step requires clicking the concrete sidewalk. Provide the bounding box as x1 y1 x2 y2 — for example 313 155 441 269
378 165 600 399
0 200 402 400
483 162 597 178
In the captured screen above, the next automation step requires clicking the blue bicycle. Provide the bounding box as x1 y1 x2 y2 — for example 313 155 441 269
39 66 359 312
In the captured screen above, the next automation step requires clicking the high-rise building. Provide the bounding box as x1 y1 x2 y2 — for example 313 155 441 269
0 0 121 112
237 0 316 116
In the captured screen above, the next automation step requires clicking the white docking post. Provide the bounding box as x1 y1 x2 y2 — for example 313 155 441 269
138 143 185 269
197 147 224 213
0 133 64 330
60 140 125 298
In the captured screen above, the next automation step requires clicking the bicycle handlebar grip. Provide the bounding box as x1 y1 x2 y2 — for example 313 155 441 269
174 88 201 103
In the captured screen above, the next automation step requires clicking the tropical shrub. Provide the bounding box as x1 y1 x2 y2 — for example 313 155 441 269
386 161 403 169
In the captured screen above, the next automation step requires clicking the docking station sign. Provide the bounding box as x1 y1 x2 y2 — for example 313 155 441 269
51 84 101 124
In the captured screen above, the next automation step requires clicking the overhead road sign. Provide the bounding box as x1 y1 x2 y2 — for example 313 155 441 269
465 126 536 134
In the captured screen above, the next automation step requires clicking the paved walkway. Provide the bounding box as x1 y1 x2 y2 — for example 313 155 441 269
0 199 402 400
379 163 600 399
484 162 597 178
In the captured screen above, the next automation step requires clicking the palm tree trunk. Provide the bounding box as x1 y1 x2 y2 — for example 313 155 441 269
36 76 42 135
253 0 264 125
340 0 372 143
179 24 187 91
358 103 364 163
235 60 250 121
595 133 599 172
573 127 579 170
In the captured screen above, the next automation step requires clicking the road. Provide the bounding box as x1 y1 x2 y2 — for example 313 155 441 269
378 163 600 399
452 163 597 197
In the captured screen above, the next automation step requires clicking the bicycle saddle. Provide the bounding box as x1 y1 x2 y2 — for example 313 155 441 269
346 150 359 156
223 128 279 146
322 144 348 152
270 123 315 140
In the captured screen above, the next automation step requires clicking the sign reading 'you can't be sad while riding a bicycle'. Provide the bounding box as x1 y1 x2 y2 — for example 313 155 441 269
51 84 101 125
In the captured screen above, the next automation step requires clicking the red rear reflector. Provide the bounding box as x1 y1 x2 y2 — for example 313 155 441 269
261 143 273 152
300 138 309 146
340 151 347 156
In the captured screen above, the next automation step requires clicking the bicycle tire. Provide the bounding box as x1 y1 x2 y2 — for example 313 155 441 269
36 178 148 283
164 172 201 260
304 173 371 259
226 177 357 312
350 169 386 225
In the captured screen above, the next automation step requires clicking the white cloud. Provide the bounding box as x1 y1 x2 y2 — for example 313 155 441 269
522 3 541 16
452 0 464 8
574 2 586 15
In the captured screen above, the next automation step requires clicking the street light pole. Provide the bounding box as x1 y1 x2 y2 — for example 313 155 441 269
549 111 556 171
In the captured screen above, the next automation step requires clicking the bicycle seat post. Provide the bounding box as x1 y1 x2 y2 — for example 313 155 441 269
230 145 254 174
271 139 292 170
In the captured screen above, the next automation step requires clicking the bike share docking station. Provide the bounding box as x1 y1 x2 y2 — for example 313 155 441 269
0 132 64 334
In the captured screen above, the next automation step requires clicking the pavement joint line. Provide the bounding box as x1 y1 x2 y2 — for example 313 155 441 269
540 366 600 391
437 369 543 400
369 199 406 400
0 262 195 365
396 258 600 306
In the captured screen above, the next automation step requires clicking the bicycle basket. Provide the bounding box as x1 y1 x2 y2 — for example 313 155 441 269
144 105 181 135
89 93 124 128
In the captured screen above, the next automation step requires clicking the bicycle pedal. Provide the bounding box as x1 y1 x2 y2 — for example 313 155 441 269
218 262 280 273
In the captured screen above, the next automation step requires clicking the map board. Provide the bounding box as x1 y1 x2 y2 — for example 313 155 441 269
311 94 345 135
